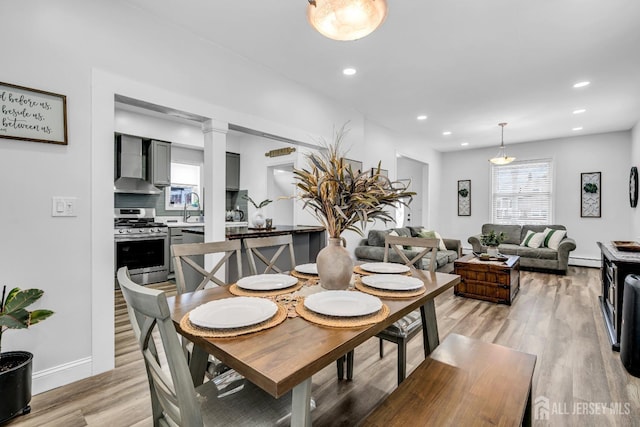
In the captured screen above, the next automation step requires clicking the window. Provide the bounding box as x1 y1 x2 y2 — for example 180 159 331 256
165 162 201 210
491 159 553 225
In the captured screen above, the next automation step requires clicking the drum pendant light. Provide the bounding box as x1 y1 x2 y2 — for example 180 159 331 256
489 123 515 165
307 0 388 41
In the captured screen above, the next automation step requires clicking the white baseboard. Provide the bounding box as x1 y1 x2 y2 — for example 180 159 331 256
32 356 93 395
569 257 600 268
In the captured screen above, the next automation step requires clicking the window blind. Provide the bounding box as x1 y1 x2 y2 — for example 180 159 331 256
491 159 553 225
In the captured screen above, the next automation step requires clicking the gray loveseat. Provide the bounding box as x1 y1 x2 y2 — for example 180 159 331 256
468 224 577 274
354 226 462 273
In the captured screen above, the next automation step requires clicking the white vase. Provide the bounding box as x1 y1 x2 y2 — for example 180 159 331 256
252 208 265 228
487 246 499 257
317 237 353 290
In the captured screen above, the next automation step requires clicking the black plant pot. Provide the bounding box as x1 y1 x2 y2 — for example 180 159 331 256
0 351 33 423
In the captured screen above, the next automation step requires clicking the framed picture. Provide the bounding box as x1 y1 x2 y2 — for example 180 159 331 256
581 172 601 218
345 158 362 174
458 179 471 216
0 81 68 145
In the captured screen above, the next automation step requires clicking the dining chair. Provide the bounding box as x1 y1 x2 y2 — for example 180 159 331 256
350 235 440 385
244 234 296 275
116 266 302 427
172 240 243 294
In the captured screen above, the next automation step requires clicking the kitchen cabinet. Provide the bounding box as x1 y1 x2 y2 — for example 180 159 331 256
149 140 171 187
169 226 203 272
226 152 240 191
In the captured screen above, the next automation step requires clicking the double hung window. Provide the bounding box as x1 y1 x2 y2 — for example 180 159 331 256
165 162 201 210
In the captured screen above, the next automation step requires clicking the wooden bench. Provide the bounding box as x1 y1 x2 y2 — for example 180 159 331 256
360 333 536 427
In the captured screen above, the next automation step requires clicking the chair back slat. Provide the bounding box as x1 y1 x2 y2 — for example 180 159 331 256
383 235 439 273
244 235 296 275
117 267 204 427
172 240 242 294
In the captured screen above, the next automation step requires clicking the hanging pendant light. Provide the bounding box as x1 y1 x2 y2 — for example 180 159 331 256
307 0 388 41
489 122 515 165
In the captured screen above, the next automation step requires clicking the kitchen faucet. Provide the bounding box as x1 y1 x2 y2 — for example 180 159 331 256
183 192 201 222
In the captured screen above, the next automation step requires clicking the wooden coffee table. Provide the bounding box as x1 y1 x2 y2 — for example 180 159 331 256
454 254 520 305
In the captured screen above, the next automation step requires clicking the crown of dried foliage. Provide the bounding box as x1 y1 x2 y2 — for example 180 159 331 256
293 126 415 238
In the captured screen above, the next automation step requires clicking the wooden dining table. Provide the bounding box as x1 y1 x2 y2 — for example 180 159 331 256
168 270 461 426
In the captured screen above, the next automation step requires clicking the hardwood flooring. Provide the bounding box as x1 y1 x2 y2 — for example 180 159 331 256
6 267 640 426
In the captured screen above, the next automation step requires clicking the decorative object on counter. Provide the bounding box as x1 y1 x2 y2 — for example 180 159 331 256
243 196 272 228
0 286 54 423
232 206 244 222
265 147 296 157
265 218 273 229
0 81 68 145
630 167 638 208
457 179 471 216
480 230 505 257
581 171 601 218
293 124 415 290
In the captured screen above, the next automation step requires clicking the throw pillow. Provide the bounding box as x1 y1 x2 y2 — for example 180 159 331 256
543 228 567 250
387 230 404 252
521 230 545 248
417 229 447 251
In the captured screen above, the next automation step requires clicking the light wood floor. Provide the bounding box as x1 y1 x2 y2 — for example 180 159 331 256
6 267 640 426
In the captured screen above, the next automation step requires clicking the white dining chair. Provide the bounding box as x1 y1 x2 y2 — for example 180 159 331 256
117 266 303 426
244 234 296 275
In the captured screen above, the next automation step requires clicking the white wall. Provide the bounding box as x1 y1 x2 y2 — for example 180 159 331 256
0 0 440 393
440 131 632 263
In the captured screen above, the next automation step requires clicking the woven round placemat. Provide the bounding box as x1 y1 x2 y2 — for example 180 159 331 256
180 303 287 338
295 301 390 328
290 270 320 282
228 281 304 297
354 280 426 299
354 265 412 276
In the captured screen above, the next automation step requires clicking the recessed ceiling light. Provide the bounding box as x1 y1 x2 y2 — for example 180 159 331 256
417 115 428 121
461 142 469 146
442 131 452 136
343 68 357 76
573 109 586 114
572 126 583 131
573 81 590 88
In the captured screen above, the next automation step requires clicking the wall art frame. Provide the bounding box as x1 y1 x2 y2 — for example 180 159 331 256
581 172 601 218
0 81 68 145
458 179 471 216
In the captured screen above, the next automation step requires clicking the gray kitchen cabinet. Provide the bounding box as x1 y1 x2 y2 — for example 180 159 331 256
169 226 203 273
226 152 240 191
149 140 171 187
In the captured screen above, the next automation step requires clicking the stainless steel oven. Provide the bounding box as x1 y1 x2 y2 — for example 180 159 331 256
114 208 169 286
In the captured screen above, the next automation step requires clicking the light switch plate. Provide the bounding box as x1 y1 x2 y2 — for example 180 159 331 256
52 197 78 217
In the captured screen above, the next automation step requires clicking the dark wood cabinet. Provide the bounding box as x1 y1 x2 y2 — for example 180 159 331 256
454 254 520 305
597 241 640 350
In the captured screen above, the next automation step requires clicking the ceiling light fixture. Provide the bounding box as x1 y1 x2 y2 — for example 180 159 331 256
307 0 388 41
573 108 586 114
442 131 452 136
461 142 469 146
489 122 515 165
343 67 357 75
573 81 590 88
417 115 428 121
573 126 583 131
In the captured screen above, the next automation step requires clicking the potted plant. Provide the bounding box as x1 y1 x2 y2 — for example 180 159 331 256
293 124 415 289
243 195 273 228
480 230 506 256
0 286 53 423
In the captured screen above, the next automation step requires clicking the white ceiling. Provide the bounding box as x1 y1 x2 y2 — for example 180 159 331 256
124 0 640 152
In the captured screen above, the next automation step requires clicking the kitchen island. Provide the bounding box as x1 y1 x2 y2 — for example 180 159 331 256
178 225 326 283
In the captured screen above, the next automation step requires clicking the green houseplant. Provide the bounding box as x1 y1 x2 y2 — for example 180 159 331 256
480 230 506 256
293 125 415 289
0 286 53 423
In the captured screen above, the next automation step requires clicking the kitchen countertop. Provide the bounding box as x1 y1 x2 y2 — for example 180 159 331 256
164 221 205 228
225 225 325 239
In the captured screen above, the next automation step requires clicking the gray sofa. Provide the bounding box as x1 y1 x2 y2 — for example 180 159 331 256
354 226 462 273
468 224 577 274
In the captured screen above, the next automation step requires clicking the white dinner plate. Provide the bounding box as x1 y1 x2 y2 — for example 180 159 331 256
304 291 382 317
360 262 410 274
236 274 299 291
295 263 318 275
361 274 423 291
189 297 278 329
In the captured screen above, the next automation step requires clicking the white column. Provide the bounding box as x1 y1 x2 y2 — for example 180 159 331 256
202 119 228 273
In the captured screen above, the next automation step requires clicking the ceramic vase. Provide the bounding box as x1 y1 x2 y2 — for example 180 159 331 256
252 209 265 228
317 237 353 290
487 246 499 257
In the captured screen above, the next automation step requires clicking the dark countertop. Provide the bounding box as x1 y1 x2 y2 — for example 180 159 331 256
226 225 325 240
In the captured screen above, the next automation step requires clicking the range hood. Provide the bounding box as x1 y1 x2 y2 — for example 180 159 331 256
114 134 162 195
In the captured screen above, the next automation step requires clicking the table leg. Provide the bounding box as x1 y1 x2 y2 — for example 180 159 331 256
189 345 209 387
420 300 439 357
291 377 312 427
